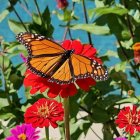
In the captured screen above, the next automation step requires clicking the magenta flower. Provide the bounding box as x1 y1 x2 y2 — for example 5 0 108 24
6 123 40 140
115 137 127 140
20 53 27 62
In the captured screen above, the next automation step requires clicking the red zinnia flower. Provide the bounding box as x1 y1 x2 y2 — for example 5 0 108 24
115 105 140 135
56 0 68 9
132 42 140 64
24 98 64 128
24 40 99 98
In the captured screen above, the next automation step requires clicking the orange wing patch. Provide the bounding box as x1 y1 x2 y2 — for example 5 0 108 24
16 32 65 56
28 55 62 77
71 54 108 80
49 60 73 84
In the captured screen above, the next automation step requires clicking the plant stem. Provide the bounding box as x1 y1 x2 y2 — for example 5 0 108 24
18 1 32 17
82 0 93 45
128 133 131 140
64 98 70 140
63 22 70 41
134 95 140 102
8 0 28 32
90 127 103 140
79 105 92 116
110 120 120 137
45 127 49 140
34 0 44 24
122 0 134 38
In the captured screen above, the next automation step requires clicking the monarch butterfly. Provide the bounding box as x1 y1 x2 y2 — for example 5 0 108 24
16 32 108 84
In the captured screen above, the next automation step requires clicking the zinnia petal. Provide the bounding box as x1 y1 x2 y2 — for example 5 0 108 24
24 98 64 128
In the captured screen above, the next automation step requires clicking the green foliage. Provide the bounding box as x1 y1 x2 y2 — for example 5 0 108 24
0 0 140 139
88 6 128 19
71 23 110 35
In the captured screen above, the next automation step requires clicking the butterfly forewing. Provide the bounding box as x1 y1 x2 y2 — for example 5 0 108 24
16 32 65 56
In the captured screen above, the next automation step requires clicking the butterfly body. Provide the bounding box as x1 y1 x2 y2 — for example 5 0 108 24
16 32 108 85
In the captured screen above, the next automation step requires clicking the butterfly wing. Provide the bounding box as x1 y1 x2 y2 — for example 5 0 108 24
48 59 73 84
16 32 108 84
71 54 108 81
16 32 66 78
16 32 65 56
49 54 108 84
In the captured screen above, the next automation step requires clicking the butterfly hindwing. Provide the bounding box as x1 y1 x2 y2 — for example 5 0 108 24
71 54 108 81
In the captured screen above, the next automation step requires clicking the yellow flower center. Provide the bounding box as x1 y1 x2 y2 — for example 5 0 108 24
18 133 27 140
38 104 50 118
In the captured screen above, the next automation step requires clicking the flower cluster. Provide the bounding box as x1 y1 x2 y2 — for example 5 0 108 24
115 105 140 135
6 123 40 140
24 40 100 98
24 98 64 128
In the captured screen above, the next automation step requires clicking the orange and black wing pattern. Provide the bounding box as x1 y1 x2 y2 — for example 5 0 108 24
16 32 66 79
16 32 108 84
70 54 108 81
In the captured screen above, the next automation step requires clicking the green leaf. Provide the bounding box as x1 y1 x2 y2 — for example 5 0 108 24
88 6 128 19
17 63 26 76
0 56 10 70
8 20 27 34
32 13 42 25
110 71 134 92
71 24 110 35
104 50 119 58
114 61 127 72
92 106 110 123
9 73 23 90
0 10 9 22
0 98 9 108
116 97 140 104
95 79 115 95
97 95 122 109
135 132 140 140
72 0 81 2
0 113 14 120
95 0 105 7
120 38 133 49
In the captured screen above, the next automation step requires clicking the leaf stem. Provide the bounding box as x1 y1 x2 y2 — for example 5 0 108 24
81 0 93 45
1 54 11 105
45 127 49 140
8 0 28 32
64 98 70 140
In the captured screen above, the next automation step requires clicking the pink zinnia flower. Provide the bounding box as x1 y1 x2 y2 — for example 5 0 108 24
6 123 40 140
115 137 127 140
